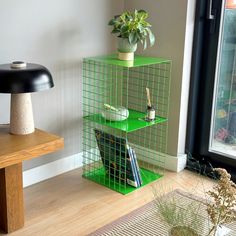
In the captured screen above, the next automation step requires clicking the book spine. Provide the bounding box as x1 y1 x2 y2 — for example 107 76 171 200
127 147 139 188
129 147 141 187
127 179 138 188
132 149 142 186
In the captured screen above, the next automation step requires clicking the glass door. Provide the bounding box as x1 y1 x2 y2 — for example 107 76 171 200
186 0 236 180
210 1 236 159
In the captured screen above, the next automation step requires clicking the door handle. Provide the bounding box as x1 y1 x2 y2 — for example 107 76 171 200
207 0 215 20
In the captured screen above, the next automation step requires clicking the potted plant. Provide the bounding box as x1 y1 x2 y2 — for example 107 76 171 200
153 194 203 236
153 168 236 236
108 9 155 61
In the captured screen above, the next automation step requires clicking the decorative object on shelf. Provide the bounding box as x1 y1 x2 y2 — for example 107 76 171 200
0 61 54 135
145 87 156 121
83 54 171 194
102 104 129 121
108 10 155 61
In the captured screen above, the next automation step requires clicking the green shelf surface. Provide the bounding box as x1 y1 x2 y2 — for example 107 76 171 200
84 109 167 133
83 167 162 195
85 54 171 68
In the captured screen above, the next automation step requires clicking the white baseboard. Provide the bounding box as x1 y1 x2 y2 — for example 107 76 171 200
23 149 187 188
23 153 83 188
164 153 187 172
131 143 187 173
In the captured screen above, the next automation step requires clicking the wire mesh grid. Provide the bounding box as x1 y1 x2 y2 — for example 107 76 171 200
82 55 171 194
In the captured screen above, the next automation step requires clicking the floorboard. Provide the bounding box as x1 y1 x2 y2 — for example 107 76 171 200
0 168 215 236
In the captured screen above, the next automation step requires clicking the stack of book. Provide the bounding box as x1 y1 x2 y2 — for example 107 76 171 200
94 129 142 188
126 145 142 187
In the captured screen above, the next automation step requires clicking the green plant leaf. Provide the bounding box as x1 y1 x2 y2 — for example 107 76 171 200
121 25 128 31
137 10 148 20
147 28 155 46
134 33 139 44
142 29 147 37
108 19 115 26
138 9 147 14
138 24 144 33
143 39 147 50
128 32 134 44
111 29 120 34
120 25 129 38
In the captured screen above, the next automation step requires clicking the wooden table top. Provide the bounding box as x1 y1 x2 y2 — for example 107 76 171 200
0 125 64 169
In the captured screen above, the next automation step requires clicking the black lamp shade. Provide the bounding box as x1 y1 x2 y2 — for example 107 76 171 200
0 63 54 93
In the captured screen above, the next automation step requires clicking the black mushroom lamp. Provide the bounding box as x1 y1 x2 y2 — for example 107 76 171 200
0 61 54 135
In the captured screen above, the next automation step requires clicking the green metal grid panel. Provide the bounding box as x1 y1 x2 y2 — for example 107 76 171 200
82 55 172 194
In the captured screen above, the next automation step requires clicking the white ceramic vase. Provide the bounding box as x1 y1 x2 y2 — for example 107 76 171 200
117 38 137 61
214 225 231 236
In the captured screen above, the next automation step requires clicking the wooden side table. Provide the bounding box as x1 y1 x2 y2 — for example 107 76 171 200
0 126 64 233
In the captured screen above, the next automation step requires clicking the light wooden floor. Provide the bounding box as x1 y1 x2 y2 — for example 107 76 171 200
1 168 215 236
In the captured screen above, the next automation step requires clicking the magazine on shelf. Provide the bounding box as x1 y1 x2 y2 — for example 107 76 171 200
94 129 141 188
127 145 141 187
131 148 143 186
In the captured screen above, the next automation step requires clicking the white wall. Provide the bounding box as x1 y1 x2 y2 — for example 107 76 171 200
125 0 196 156
0 0 124 170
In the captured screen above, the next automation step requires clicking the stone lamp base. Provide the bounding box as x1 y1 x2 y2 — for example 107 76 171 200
10 93 35 135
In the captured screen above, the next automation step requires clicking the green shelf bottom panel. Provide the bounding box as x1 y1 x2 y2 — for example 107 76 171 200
84 109 167 133
83 167 162 195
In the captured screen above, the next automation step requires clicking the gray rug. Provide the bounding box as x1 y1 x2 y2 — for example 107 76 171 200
89 189 236 236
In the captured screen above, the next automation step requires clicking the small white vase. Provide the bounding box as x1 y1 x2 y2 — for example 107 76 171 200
214 225 231 236
117 38 137 61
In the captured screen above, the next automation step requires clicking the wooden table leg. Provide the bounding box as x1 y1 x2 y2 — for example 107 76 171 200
0 163 24 233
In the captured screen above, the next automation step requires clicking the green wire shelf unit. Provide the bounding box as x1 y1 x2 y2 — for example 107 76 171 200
83 54 171 195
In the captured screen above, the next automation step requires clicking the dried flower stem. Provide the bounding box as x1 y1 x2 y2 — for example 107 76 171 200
206 168 236 235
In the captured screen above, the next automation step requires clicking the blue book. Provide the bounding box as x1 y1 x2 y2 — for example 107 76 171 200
131 148 143 186
127 146 140 187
